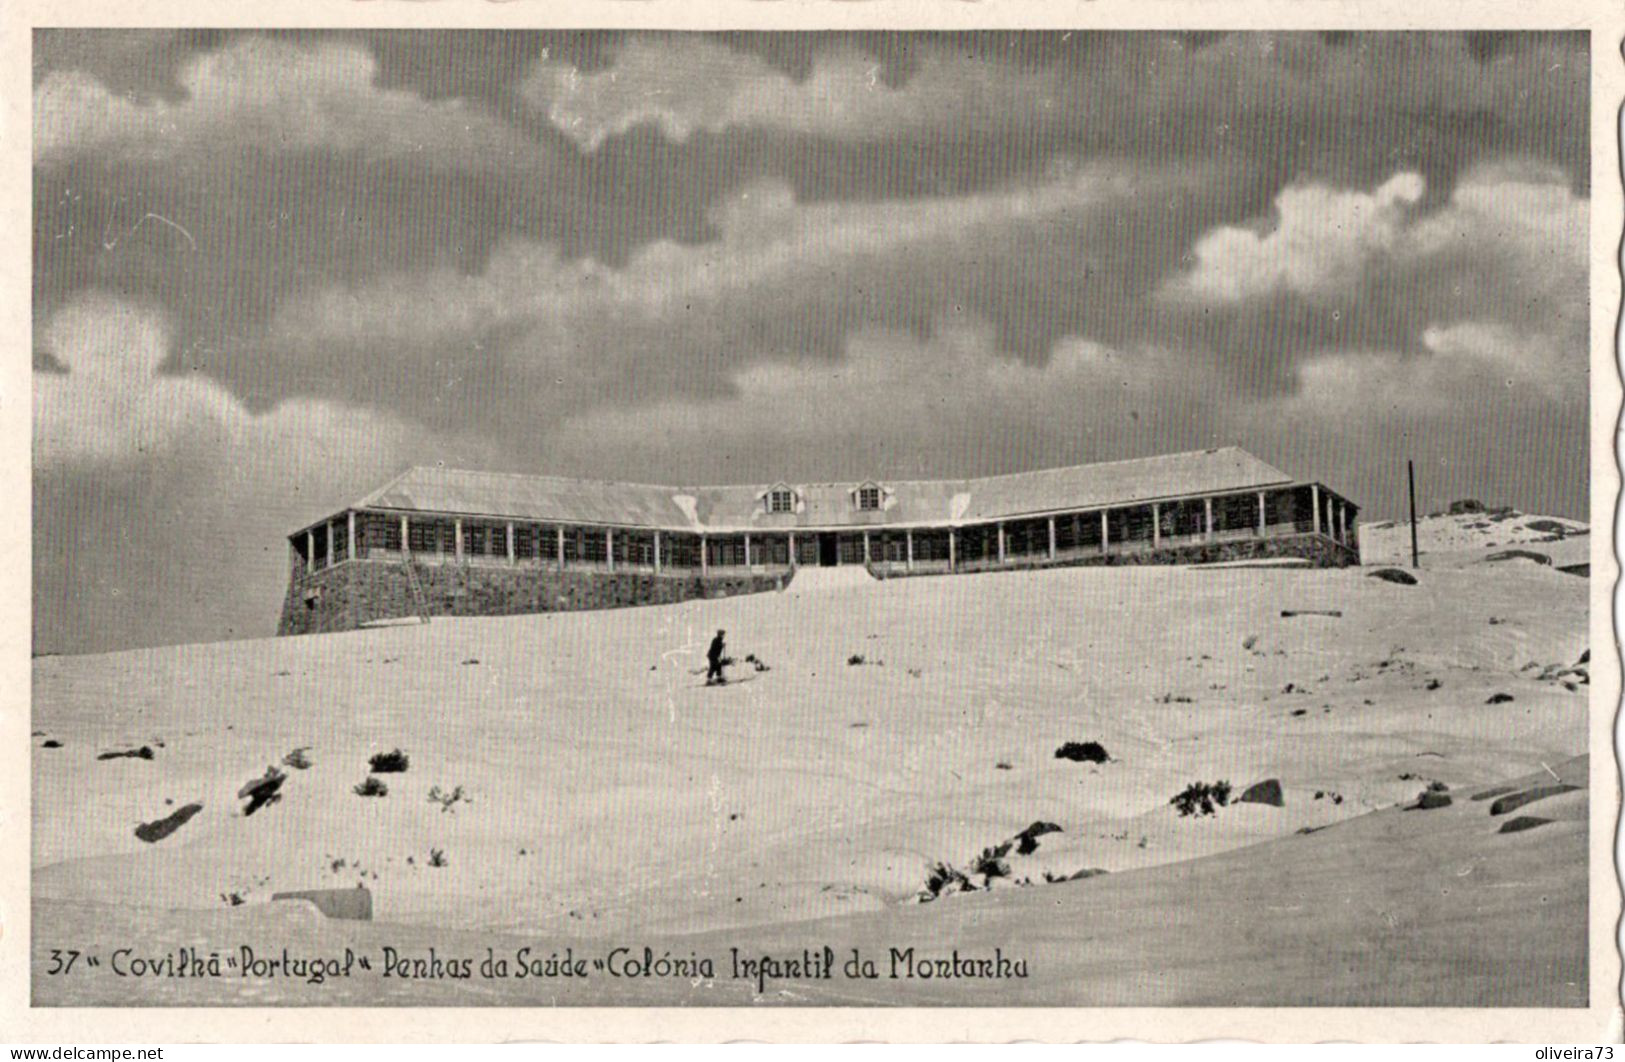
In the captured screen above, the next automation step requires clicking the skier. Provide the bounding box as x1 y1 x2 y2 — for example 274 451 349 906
706 629 728 686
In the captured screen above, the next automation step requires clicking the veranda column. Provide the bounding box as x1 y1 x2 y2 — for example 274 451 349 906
556 526 565 569
906 530 914 571
347 511 357 561
1152 504 1161 548
327 519 335 567
506 522 516 565
744 533 752 569
1204 498 1214 542
1311 485 1322 535
862 531 871 565
997 523 1006 563
1100 511 1110 554
1257 492 1267 536
1048 517 1057 560
306 529 316 574
787 532 796 569
948 529 957 572
653 531 662 573
401 515 410 557
606 528 615 571
700 535 709 575
1337 503 1347 544
453 518 464 561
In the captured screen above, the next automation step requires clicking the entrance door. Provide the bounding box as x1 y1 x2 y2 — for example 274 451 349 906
818 532 838 567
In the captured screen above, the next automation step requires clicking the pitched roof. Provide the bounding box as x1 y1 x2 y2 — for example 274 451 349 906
355 467 694 528
955 447 1295 521
328 447 1299 534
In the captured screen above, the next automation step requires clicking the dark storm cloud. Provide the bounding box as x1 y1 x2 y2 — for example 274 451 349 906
34 153 584 401
245 162 1245 439
31 29 1592 653
524 32 1587 188
32 30 1588 395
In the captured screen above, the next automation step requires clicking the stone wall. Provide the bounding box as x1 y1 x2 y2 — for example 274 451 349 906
277 560 791 637
871 532 1358 581
279 532 1356 636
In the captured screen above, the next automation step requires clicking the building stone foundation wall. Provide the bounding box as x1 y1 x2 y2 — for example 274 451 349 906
279 533 1355 636
872 532 1358 580
278 561 790 637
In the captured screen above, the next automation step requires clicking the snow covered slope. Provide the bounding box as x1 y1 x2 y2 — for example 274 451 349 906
31 550 1591 1004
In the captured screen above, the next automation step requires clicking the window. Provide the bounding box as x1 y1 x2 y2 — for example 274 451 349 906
664 534 701 569
768 488 795 514
462 522 503 557
579 528 608 564
795 535 820 566
913 530 950 562
361 512 402 552
758 535 790 565
856 485 882 511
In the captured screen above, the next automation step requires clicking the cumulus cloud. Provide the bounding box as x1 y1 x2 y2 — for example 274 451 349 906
33 295 233 467
32 294 499 651
539 312 1577 473
1157 165 1587 405
271 160 1166 339
33 293 435 473
525 34 1062 151
1165 173 1427 302
521 32 1586 176
34 35 545 169
1406 164 1588 336
257 156 1586 448
1290 325 1579 419
535 322 1214 481
1167 166 1584 316
257 160 1214 429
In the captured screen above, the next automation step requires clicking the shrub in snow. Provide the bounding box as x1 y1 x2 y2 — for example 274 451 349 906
1170 780 1232 817
1054 741 1109 764
369 749 409 773
354 776 388 798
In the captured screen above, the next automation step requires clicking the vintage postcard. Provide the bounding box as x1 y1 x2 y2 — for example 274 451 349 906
3 0 1621 1044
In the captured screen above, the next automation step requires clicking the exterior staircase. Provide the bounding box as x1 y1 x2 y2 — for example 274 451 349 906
401 559 433 623
784 565 879 593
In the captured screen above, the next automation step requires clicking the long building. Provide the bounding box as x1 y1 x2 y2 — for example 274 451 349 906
279 447 1360 635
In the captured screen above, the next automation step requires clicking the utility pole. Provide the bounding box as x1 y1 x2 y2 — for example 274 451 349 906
1407 459 1419 569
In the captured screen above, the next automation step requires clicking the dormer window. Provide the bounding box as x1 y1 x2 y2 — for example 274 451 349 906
767 487 795 514
856 485 882 511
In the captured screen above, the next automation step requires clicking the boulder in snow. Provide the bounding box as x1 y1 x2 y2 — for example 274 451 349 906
134 802 203 843
1236 778 1284 808
271 885 373 921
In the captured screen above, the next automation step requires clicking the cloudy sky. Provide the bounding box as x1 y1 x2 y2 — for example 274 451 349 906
32 30 1589 654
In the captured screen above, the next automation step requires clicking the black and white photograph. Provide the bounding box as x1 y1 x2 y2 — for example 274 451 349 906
16 15 1619 1041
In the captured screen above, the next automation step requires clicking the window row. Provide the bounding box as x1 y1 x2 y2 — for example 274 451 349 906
302 487 1356 571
